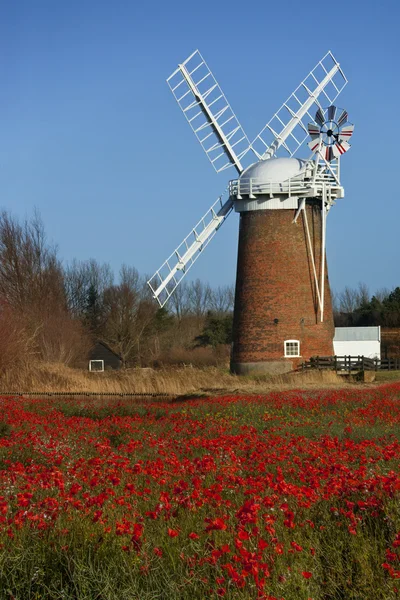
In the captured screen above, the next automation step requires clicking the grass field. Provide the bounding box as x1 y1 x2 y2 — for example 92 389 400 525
375 370 400 382
0 384 400 599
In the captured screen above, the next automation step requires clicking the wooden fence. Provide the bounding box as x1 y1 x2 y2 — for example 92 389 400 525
301 356 400 373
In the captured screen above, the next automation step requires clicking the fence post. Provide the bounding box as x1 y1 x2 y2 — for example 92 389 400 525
361 356 364 372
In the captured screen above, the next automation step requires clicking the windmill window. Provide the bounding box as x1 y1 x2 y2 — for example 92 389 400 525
284 340 300 357
89 359 104 372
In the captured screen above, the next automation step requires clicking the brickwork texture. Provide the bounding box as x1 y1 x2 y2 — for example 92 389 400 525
231 202 334 371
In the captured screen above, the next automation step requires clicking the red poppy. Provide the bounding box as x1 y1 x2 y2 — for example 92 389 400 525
167 528 179 538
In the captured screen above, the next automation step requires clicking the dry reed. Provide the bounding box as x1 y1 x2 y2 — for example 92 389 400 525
0 361 356 396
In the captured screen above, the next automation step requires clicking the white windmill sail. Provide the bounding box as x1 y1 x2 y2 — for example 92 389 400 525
147 194 233 307
252 51 347 160
167 50 253 174
148 50 351 315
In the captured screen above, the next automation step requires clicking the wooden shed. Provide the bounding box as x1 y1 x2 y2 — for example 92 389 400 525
88 341 122 372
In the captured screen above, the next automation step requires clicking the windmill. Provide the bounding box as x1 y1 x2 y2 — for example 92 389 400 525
147 50 354 374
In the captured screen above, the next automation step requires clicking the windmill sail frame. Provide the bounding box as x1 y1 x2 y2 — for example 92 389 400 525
147 194 233 307
167 50 253 174
252 51 348 160
148 50 350 315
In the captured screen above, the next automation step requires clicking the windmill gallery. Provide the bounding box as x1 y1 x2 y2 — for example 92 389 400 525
148 51 354 375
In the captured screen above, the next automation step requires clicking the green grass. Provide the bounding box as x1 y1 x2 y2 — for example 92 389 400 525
375 370 400 382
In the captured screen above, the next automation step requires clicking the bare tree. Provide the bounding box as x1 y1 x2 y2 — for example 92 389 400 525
102 265 156 365
188 279 211 317
0 211 93 365
169 280 191 321
37 313 91 366
0 301 37 374
356 282 370 307
374 287 390 304
64 258 113 320
331 290 340 316
208 284 235 314
0 210 65 314
338 286 359 314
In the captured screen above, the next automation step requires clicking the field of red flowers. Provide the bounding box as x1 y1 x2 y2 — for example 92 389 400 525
0 384 400 599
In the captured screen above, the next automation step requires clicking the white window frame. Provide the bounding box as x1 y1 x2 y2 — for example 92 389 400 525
89 359 104 372
284 340 300 358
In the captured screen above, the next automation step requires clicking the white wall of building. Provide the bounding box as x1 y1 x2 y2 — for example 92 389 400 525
333 340 381 359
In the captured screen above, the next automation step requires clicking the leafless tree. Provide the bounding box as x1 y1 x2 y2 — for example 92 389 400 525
331 290 340 316
0 301 35 370
0 211 93 365
0 210 65 315
64 258 113 319
37 313 92 366
338 286 360 314
208 284 235 314
374 287 390 303
356 282 370 307
187 279 212 317
169 280 191 321
102 265 156 365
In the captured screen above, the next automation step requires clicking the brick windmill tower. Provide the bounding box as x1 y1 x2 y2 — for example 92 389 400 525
148 51 354 374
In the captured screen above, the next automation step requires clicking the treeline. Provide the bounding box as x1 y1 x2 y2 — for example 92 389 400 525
333 283 400 327
0 211 234 372
1 210 398 374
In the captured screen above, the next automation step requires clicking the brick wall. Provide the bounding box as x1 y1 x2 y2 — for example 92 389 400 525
231 202 334 371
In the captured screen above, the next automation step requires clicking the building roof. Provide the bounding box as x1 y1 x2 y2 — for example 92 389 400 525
91 340 122 360
334 326 381 342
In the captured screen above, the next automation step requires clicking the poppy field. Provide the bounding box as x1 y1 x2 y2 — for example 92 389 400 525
0 385 400 599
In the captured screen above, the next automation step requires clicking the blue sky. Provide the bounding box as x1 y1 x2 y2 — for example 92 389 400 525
0 0 399 298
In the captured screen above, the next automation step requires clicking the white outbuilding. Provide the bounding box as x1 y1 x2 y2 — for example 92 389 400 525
333 327 381 359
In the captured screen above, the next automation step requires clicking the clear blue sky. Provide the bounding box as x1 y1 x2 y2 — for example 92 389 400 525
0 0 399 297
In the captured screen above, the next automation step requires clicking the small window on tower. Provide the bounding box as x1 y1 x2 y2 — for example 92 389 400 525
284 340 300 357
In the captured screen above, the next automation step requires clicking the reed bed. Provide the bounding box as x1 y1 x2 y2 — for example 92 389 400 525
0 361 352 396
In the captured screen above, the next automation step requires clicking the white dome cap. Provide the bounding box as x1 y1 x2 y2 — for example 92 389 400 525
240 157 307 182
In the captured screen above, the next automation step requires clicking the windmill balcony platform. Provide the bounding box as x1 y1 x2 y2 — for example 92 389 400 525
228 175 344 202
